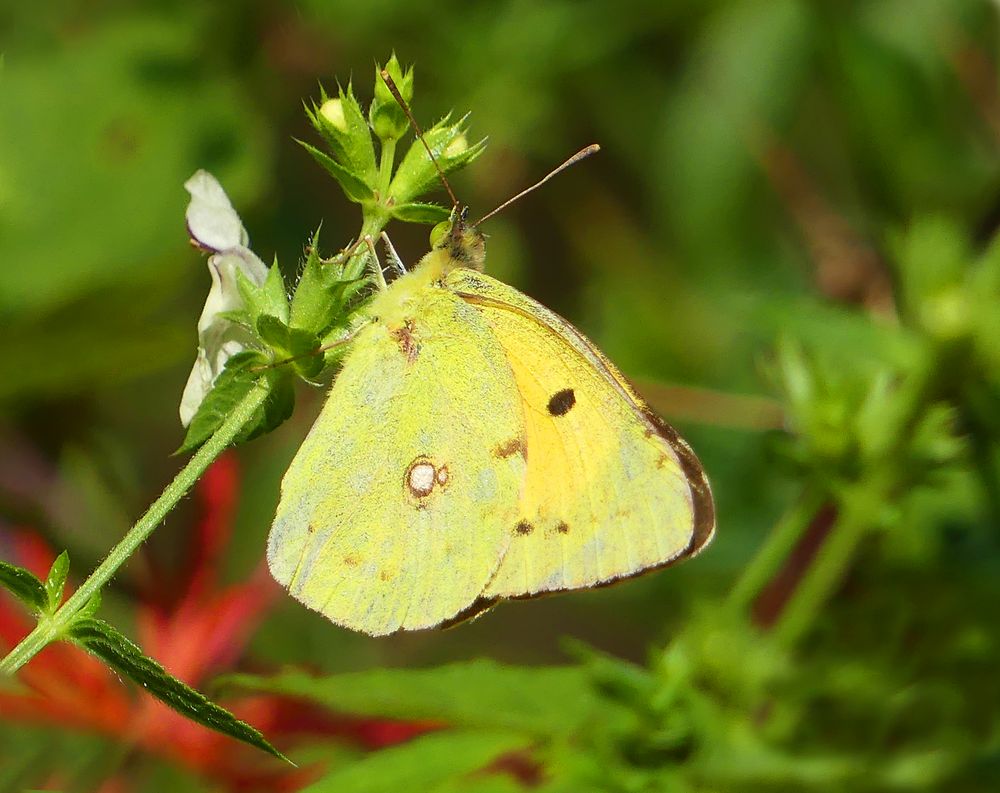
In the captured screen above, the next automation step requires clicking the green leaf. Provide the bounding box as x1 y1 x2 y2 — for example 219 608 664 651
0 559 47 615
68 617 289 763
390 201 451 224
44 551 70 612
290 230 371 339
226 660 595 737
298 141 374 204
178 352 291 453
179 352 263 453
301 729 527 793
77 590 103 621
236 263 290 327
256 315 319 358
390 115 487 205
255 315 324 379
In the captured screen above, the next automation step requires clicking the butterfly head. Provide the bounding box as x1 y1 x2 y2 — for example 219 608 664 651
429 207 486 273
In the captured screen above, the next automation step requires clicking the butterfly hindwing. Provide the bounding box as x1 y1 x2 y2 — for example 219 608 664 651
268 284 526 636
446 268 715 599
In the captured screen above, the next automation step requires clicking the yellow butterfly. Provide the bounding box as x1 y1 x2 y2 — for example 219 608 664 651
266 201 715 636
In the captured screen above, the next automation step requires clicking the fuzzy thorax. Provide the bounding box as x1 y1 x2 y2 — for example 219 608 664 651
366 220 486 327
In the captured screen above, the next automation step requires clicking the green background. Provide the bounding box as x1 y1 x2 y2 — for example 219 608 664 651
1 0 999 790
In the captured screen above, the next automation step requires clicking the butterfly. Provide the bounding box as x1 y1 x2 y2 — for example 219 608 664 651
266 206 715 636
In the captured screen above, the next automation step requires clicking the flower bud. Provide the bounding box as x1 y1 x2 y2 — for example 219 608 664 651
319 98 347 132
444 134 468 157
369 54 414 143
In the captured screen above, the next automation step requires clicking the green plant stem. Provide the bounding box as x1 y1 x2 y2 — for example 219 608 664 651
341 140 396 284
770 484 880 647
726 488 826 615
377 138 396 196
0 382 271 676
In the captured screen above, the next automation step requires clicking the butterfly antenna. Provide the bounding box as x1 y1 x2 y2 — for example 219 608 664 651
472 144 601 227
379 68 460 212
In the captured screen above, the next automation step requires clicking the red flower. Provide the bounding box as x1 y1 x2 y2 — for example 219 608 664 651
0 454 430 791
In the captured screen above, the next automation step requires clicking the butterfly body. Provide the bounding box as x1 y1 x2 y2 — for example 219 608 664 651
268 223 714 636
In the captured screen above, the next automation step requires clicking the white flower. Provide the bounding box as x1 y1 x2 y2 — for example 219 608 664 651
179 171 267 427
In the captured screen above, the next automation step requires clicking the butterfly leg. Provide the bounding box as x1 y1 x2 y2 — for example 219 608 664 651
380 232 408 275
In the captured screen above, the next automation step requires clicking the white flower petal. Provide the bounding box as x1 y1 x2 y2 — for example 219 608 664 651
180 172 269 428
196 250 267 334
184 170 250 252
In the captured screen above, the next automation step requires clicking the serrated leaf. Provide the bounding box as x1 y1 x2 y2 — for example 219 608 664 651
226 660 595 737
390 115 486 205
44 551 70 612
179 352 264 453
390 201 451 224
256 314 292 352
298 141 374 204
178 352 293 453
0 559 47 614
216 308 254 330
301 729 527 793
237 263 289 327
257 373 296 436
68 617 288 763
255 315 323 380
290 230 372 339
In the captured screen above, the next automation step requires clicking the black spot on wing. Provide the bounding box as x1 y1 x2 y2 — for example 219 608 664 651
514 520 534 535
547 388 576 416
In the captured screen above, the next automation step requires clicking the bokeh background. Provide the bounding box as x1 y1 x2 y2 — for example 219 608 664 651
2 0 1000 790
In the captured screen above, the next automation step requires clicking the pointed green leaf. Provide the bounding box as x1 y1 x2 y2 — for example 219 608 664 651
68 617 289 763
225 660 595 737
302 729 527 793
390 115 486 205
298 141 374 204
0 559 47 614
390 201 451 224
290 229 371 339
44 551 70 612
179 351 264 453
77 590 102 620
216 308 254 331
179 353 291 453
255 314 323 379
256 314 292 352
237 263 289 327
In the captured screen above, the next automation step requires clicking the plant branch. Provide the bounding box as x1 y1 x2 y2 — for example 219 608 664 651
0 381 271 676
770 482 882 648
726 488 826 616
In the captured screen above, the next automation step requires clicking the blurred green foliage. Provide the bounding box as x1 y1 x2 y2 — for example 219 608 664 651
2 0 1000 790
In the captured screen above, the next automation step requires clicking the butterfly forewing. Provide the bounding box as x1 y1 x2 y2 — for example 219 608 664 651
446 269 714 599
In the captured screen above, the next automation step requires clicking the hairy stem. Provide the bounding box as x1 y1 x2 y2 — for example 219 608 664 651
0 382 271 676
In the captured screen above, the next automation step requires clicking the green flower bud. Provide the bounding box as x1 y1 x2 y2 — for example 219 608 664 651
444 133 468 157
319 98 347 132
369 54 414 143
